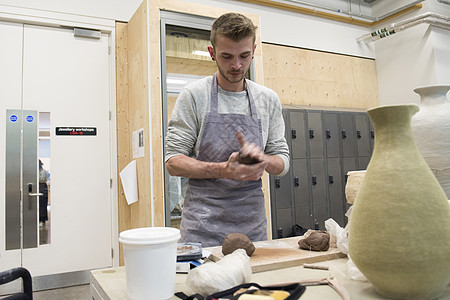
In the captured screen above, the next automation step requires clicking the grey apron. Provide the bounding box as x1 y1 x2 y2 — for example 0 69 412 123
180 73 267 247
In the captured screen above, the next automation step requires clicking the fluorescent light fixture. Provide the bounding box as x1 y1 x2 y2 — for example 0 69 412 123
166 73 207 94
167 78 187 85
192 50 210 57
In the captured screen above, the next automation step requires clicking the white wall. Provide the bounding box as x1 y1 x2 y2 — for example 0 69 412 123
183 0 376 58
373 1 450 105
0 0 142 22
2 0 448 106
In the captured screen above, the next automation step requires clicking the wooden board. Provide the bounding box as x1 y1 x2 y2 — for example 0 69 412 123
208 237 346 273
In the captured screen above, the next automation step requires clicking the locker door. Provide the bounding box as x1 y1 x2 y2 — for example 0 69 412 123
310 158 328 229
355 113 371 157
327 157 345 226
289 110 307 159
340 113 356 157
307 111 324 159
292 159 311 229
323 112 340 158
269 170 294 239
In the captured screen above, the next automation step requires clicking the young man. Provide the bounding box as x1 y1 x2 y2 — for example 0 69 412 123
165 12 290 247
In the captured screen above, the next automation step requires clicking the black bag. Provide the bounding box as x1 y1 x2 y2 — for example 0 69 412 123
175 282 305 300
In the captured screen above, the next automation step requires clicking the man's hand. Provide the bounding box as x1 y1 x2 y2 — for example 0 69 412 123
225 131 267 181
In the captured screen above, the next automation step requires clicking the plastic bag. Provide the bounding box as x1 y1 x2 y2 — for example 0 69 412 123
325 207 367 281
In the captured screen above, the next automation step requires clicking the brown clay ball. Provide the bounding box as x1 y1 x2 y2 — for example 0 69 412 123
222 233 256 256
298 230 330 251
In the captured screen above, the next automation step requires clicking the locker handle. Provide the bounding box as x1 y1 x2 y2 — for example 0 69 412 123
312 175 317 185
309 129 314 139
371 130 375 139
294 176 299 187
329 174 334 184
291 129 297 139
357 130 362 139
275 177 281 189
342 129 347 139
326 129 331 139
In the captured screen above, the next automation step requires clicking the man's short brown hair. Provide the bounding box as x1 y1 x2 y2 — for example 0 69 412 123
210 13 257 47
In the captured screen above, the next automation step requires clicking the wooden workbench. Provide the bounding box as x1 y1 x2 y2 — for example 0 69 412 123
90 237 450 299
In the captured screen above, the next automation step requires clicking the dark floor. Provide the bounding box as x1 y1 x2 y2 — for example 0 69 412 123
33 284 90 300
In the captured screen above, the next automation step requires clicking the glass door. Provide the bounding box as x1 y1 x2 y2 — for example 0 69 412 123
161 11 216 228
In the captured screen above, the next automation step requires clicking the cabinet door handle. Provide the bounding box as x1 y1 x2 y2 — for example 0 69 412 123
309 129 314 139
329 174 334 184
291 129 297 139
294 176 299 187
275 177 281 189
342 129 347 139
326 129 331 139
312 175 317 185
357 130 361 139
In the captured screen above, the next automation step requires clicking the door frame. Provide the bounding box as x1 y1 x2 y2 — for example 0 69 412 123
0 5 119 291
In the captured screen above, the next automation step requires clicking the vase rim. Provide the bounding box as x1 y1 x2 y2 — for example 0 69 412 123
367 103 419 114
413 84 450 94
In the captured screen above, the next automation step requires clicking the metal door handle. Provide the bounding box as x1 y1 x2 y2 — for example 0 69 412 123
291 129 297 139
28 193 43 197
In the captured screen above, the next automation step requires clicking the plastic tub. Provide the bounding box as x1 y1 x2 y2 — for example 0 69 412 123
119 227 180 300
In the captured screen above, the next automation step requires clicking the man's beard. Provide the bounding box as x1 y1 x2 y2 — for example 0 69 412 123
217 64 245 84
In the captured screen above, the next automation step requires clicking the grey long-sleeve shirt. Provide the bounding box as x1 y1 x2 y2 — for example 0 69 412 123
165 76 290 176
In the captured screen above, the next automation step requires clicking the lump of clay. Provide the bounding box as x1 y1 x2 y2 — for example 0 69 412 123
237 153 260 165
222 233 256 256
298 230 330 251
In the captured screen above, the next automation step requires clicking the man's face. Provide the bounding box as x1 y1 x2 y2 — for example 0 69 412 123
208 34 256 89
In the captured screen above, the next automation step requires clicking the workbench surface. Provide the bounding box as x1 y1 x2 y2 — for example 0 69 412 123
90 257 450 299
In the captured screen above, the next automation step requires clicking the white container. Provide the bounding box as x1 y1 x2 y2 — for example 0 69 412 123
119 227 180 300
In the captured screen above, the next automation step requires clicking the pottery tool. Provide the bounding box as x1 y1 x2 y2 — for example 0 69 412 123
303 263 329 270
271 276 350 300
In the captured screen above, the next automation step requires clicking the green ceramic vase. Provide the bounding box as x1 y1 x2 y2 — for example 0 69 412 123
348 104 450 300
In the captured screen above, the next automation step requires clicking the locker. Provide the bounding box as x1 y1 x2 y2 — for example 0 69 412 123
339 113 357 157
310 158 327 205
355 113 371 157
327 157 345 226
358 156 371 170
323 112 340 158
289 110 307 159
295 205 312 231
276 208 294 239
306 111 324 158
292 159 310 208
269 106 373 237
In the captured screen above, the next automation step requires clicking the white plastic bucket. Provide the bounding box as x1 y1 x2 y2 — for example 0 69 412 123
119 227 180 300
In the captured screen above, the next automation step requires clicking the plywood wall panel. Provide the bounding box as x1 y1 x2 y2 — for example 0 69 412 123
115 21 130 266
262 43 379 109
126 1 153 230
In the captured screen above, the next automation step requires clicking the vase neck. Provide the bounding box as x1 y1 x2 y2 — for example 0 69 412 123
414 85 450 105
368 105 419 151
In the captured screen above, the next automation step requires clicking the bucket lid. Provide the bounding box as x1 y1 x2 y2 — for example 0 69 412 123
119 227 180 245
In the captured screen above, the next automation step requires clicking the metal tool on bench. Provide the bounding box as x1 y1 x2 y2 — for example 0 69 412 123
272 276 350 300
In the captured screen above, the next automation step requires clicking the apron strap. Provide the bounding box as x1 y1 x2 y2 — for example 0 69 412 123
210 73 258 120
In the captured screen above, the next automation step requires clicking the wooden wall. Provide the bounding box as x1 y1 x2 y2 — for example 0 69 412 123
262 43 379 109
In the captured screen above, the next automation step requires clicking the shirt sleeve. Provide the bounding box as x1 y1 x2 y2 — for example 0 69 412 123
165 88 199 162
264 92 290 176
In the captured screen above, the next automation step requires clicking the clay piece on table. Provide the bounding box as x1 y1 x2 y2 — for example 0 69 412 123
222 233 256 256
298 230 330 251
